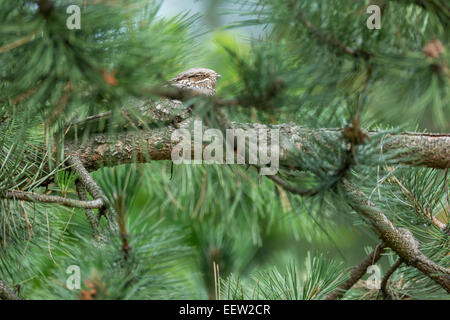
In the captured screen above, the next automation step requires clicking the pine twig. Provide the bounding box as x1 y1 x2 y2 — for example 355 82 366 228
266 174 320 197
75 180 101 239
0 31 39 55
381 259 403 300
325 242 387 300
67 156 118 232
2 190 103 209
386 168 449 233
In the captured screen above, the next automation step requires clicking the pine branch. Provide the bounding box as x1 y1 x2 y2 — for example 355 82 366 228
343 180 450 293
75 180 101 239
325 242 387 300
380 258 403 300
2 190 104 209
0 31 39 55
266 174 320 197
63 124 450 172
60 80 449 174
67 156 118 232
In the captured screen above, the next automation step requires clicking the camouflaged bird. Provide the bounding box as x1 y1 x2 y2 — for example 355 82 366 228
68 68 221 135
132 67 221 124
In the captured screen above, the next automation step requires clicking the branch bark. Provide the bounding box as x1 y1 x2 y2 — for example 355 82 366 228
3 190 103 209
63 123 450 172
380 259 403 300
75 180 101 238
67 156 118 232
325 242 387 300
343 180 450 292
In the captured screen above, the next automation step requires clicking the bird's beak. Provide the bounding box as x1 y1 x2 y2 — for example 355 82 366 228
216 73 222 79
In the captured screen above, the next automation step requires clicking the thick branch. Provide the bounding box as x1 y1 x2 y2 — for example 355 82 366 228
325 242 387 300
343 180 450 292
64 124 450 172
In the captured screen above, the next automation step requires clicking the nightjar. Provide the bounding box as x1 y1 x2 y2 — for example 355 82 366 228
133 67 221 124
69 68 221 135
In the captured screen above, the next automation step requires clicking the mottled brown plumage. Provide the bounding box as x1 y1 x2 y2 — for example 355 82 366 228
140 68 221 122
170 67 221 95
69 68 221 135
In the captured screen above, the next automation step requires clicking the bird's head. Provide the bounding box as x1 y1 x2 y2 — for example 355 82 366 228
170 68 221 95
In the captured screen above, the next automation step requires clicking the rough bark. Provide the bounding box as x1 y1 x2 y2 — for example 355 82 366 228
67 156 118 232
3 190 103 209
64 123 450 172
75 180 101 238
325 242 387 300
381 259 403 300
343 180 450 292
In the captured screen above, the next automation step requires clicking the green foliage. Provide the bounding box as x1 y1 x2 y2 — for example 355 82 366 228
0 0 448 300
33 215 193 299
230 0 449 131
221 253 345 300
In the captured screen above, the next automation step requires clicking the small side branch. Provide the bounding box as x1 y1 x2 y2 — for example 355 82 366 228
325 242 387 300
2 190 103 209
290 1 372 60
266 175 320 197
381 259 403 300
67 156 106 201
67 156 118 232
387 169 449 233
75 180 101 239
0 279 20 300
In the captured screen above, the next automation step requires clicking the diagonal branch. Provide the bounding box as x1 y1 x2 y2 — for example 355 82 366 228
75 180 101 239
67 156 118 232
380 258 403 300
343 179 450 292
265 174 320 197
325 242 387 300
386 168 449 233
